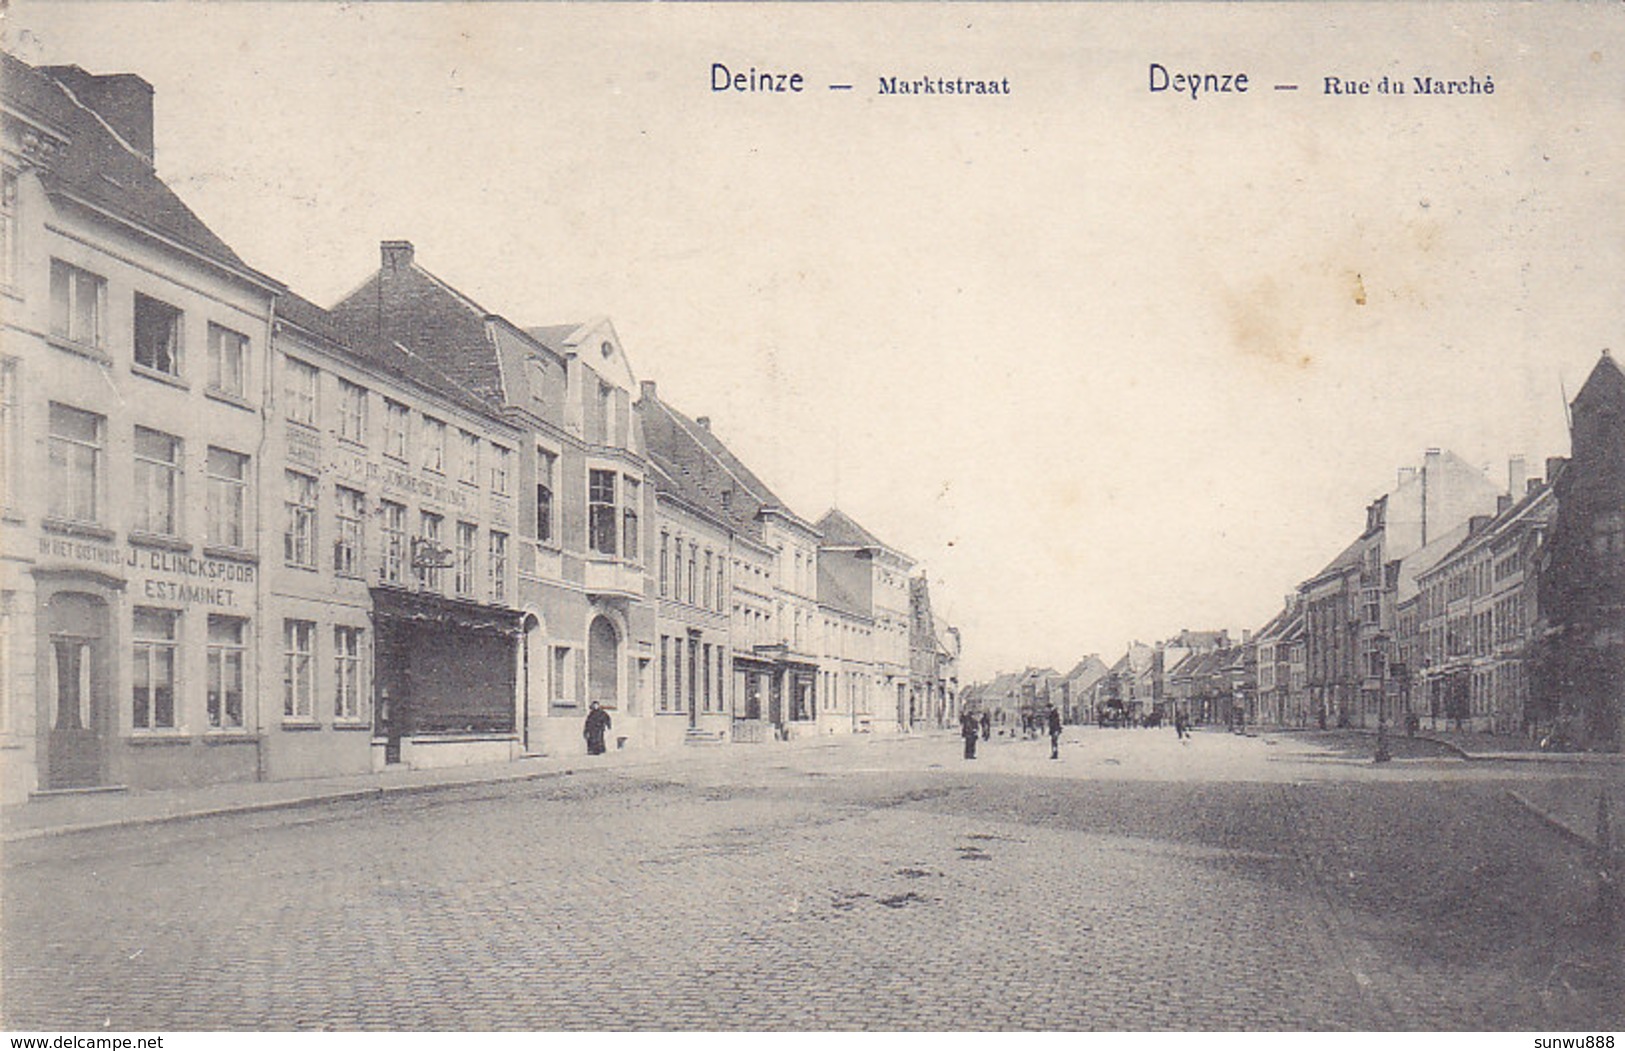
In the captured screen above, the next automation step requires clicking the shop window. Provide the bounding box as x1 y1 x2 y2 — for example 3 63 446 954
338 380 367 444
133 293 183 377
208 324 249 399
49 260 106 349
207 615 246 729
284 357 318 426
206 447 249 548
132 607 178 730
283 619 315 720
334 626 363 722
48 403 103 524
489 531 508 603
380 501 407 584
133 427 182 537
334 486 364 577
284 471 318 567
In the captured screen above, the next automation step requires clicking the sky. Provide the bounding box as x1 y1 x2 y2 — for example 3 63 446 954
6 3 1622 681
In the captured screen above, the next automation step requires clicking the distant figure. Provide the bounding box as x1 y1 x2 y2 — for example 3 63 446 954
1174 710 1189 741
1046 704 1063 759
960 710 980 759
980 710 992 742
584 701 612 755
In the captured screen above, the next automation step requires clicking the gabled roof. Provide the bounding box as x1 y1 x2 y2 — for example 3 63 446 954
1573 350 1625 414
1062 654 1109 689
278 292 507 420
817 507 891 551
1302 534 1368 589
4 54 279 291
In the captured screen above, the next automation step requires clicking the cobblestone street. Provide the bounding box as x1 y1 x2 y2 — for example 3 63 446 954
3 729 1621 1031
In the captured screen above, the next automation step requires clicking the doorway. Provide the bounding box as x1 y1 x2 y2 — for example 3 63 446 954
43 592 108 790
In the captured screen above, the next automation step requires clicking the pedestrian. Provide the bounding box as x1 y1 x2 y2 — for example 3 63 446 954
583 701 612 755
960 710 979 760
1174 710 1189 741
980 709 991 742
1046 703 1063 760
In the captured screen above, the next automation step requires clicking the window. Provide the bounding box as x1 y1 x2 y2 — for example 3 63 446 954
703 643 712 712
283 619 315 720
660 532 670 597
49 260 105 348
48 404 102 524
716 557 726 611
489 531 508 604
383 400 409 461
455 521 477 596
338 380 367 444
334 486 364 577
458 430 480 485
284 471 317 567
422 416 446 473
623 477 640 561
535 448 556 543
206 615 246 729
0 170 14 288
490 444 512 495
206 447 249 547
659 636 670 712
553 646 574 703
596 382 613 445
0 360 15 512
208 324 249 398
284 357 318 425
133 293 183 377
380 500 406 584
417 512 444 591
688 542 698 603
703 552 713 612
133 427 181 536
589 469 617 555
334 626 363 722
132 608 178 730
673 541 684 601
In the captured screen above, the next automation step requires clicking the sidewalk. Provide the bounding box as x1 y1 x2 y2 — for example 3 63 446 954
0 735 835 845
1271 724 1625 765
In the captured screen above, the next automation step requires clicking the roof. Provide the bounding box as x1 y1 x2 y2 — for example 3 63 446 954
1573 350 1625 414
278 291 502 419
817 564 869 619
817 507 892 552
4 53 279 290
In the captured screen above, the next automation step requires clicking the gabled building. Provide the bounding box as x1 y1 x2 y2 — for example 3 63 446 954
1057 653 1108 725
816 508 916 733
1534 351 1625 751
328 242 656 756
908 575 960 730
1252 599 1305 728
2 58 284 802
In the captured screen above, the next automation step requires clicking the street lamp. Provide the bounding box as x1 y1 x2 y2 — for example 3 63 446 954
1374 632 1392 763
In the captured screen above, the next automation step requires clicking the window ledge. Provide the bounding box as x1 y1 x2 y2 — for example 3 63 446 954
202 545 257 564
337 436 367 452
205 387 255 412
42 518 115 542
47 336 112 366
131 364 189 391
128 732 190 745
202 731 255 744
284 561 320 574
280 720 322 731
129 531 192 554
333 721 373 732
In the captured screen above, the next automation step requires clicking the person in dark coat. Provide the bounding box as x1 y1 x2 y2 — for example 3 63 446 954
960 710 979 759
1046 703 1063 759
584 701 612 755
980 710 991 741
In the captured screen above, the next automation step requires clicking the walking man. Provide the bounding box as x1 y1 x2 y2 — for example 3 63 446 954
980 709 992 742
961 709 980 760
584 701 612 755
1046 703 1063 760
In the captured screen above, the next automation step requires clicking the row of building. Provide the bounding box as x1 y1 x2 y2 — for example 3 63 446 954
970 355 1623 752
0 56 962 804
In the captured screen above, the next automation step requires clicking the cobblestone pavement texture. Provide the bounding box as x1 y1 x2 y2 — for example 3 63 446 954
3 729 1621 1031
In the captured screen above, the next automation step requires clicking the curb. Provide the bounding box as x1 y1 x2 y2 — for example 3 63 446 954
1506 788 1601 851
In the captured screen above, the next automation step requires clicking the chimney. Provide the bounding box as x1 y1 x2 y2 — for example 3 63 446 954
1421 448 1442 545
380 240 415 271
1508 455 1527 498
696 416 711 431
1497 494 1512 514
1468 514 1492 536
639 380 658 402
44 67 154 164
1546 456 1567 483
1527 478 1543 495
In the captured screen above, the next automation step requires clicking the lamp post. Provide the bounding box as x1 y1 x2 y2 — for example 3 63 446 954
1374 631 1392 764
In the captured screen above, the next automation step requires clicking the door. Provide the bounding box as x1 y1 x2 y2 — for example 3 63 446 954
376 626 410 764
43 592 108 790
686 636 699 728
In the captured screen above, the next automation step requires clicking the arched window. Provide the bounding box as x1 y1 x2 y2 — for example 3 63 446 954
588 616 620 708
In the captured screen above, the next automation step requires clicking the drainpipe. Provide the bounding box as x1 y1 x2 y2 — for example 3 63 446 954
255 293 278 782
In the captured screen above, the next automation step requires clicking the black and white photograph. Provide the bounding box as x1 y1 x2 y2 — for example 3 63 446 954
1 2 1622 1037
